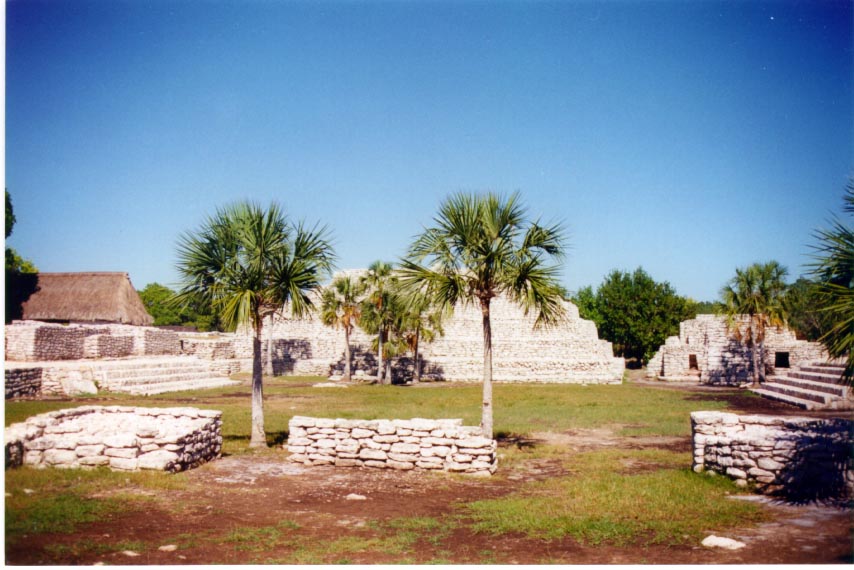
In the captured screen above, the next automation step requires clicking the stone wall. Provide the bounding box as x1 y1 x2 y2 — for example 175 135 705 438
5 368 43 399
647 315 827 383
266 290 624 384
287 416 497 476
691 411 853 502
5 406 222 472
5 321 183 362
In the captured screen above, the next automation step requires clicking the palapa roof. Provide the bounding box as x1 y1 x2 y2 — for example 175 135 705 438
19 272 154 326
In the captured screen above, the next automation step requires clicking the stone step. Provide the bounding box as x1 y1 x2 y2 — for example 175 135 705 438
769 375 849 398
791 369 846 384
749 387 821 410
99 371 221 387
757 381 834 405
97 365 213 380
113 377 241 396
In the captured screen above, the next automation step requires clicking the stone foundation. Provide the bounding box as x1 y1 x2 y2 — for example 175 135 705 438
287 416 497 476
5 406 222 472
691 411 853 501
5 367 43 399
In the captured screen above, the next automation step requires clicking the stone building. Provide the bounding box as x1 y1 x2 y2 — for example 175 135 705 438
10 272 154 326
646 314 827 384
264 282 624 384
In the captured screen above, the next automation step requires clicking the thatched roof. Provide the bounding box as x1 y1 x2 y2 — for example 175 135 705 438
19 272 154 326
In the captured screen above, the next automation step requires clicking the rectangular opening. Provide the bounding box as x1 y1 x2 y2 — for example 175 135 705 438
688 354 699 370
775 352 790 369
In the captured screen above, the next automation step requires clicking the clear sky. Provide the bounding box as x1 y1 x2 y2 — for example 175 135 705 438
6 0 853 302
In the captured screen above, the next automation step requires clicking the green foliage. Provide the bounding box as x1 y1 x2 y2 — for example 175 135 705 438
784 277 833 341
6 188 16 238
693 299 723 314
4 190 37 274
574 267 696 364
139 282 218 331
810 181 854 381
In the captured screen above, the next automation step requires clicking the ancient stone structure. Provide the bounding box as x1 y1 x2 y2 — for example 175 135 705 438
267 290 624 384
5 321 245 398
647 315 826 384
691 411 853 501
287 416 497 476
5 406 222 472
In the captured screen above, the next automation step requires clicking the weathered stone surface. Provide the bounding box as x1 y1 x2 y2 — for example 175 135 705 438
390 442 420 455
702 535 746 550
387 460 415 470
138 450 179 470
359 448 388 461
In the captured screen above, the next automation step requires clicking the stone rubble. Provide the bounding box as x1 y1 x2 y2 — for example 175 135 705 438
287 416 498 476
5 406 223 473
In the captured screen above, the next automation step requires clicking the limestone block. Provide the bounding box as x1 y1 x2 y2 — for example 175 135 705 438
315 439 337 449
757 457 785 471
43 448 78 465
422 446 451 458
453 454 474 463
309 455 334 465
109 457 139 471
23 450 43 465
388 453 419 463
471 460 495 470
400 436 421 444
76 445 106 457
373 435 399 444
359 448 388 461
416 460 443 469
138 450 179 470
363 460 388 469
335 458 358 467
105 448 139 459
363 440 383 450
136 427 160 438
726 467 747 479
424 437 455 446
289 454 309 464
333 419 358 429
388 460 415 470
79 455 110 467
337 452 359 459
352 428 375 439
748 467 775 479
288 437 312 446
390 442 420 455
287 446 306 454
457 437 493 449
290 427 307 438
104 434 138 448
445 461 471 472
376 422 396 435
335 443 359 454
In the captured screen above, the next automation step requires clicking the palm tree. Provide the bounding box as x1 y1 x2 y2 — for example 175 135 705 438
810 181 854 382
174 201 334 447
399 192 567 437
320 275 366 382
721 261 789 387
360 260 396 384
395 285 446 383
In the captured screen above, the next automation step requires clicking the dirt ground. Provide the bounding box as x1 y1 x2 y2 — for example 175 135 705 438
6 380 854 565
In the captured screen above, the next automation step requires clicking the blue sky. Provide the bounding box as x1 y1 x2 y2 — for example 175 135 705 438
6 0 852 302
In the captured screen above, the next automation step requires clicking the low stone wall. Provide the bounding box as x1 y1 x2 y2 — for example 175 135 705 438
287 416 497 476
691 411 854 501
5 406 222 472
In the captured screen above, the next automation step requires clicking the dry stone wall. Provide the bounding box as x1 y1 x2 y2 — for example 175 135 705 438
691 411 853 501
647 315 827 384
267 290 624 384
5 368 43 399
287 416 497 476
5 406 222 472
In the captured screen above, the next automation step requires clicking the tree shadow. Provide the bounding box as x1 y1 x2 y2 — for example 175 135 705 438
270 339 312 375
770 421 854 506
705 338 753 385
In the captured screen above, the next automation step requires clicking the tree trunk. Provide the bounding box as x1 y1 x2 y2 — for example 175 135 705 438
750 322 760 388
413 327 421 384
377 329 384 384
480 298 494 439
250 321 267 448
385 358 392 385
265 337 274 377
344 326 352 382
759 336 767 385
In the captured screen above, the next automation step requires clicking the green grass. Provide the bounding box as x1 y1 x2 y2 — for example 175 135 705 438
465 448 766 546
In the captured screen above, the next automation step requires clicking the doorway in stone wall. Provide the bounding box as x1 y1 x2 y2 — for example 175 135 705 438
688 354 700 377
775 351 790 369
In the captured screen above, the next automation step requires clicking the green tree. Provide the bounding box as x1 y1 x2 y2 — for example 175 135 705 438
320 275 366 382
174 201 334 447
584 268 696 366
571 285 602 328
399 192 567 437
784 278 832 341
139 282 219 331
6 190 16 239
393 283 446 384
5 190 37 274
360 260 397 384
721 261 789 387
693 300 724 314
810 182 854 382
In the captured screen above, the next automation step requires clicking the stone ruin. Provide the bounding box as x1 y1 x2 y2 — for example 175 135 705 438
647 315 827 384
5 406 223 472
5 321 250 398
287 416 497 476
691 411 853 502
267 292 624 384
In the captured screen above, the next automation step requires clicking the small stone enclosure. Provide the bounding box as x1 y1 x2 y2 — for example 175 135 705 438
5 406 223 472
287 416 497 476
691 411 853 502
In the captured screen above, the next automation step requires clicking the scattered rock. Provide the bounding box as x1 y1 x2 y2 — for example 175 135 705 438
23 488 35 495
158 544 179 552
702 535 746 550
122 550 141 557
345 493 367 501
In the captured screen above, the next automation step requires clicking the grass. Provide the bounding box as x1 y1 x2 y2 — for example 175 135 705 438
5 375 769 562
465 448 767 546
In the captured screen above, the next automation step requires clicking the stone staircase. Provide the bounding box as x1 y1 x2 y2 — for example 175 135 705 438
92 356 241 396
751 361 853 410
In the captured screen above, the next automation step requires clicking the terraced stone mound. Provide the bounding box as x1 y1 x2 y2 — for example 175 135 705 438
5 406 222 472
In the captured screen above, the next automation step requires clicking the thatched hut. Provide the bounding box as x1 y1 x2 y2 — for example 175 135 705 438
16 272 154 326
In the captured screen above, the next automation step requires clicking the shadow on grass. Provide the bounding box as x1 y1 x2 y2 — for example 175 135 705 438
496 432 541 450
